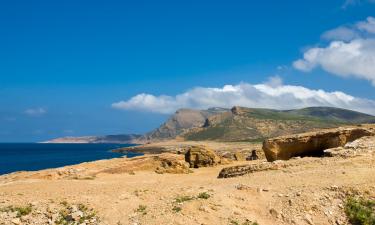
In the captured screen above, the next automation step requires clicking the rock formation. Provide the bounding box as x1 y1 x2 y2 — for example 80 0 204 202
263 127 374 161
234 152 245 161
218 161 283 178
139 108 229 142
155 154 191 174
324 135 375 158
184 146 221 168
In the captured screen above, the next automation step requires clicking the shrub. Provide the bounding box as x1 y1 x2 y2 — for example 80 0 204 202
0 204 32 218
135 205 147 215
172 206 182 213
175 196 194 203
197 192 211 199
345 197 375 225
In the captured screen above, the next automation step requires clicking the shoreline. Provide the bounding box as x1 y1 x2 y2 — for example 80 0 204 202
0 143 142 176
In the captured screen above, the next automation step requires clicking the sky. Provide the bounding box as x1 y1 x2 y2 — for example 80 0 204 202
1 0 375 142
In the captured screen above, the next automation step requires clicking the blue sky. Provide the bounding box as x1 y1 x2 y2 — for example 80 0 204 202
1 0 375 142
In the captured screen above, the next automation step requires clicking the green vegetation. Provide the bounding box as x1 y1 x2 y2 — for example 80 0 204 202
172 192 212 213
135 205 147 215
345 197 375 225
175 192 212 203
0 204 32 217
133 189 148 197
183 106 366 142
55 202 97 225
172 206 182 213
197 192 211 199
56 208 74 225
175 195 195 203
229 219 259 225
60 201 69 207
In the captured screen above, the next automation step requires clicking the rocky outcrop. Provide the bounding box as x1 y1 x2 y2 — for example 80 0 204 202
101 153 191 175
234 152 245 161
218 161 284 178
184 146 221 168
139 108 229 142
263 127 374 161
324 136 375 158
155 154 191 174
246 150 259 161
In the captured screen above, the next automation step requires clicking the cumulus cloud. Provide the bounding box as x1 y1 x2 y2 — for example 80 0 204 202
294 17 375 85
24 107 47 116
112 78 375 115
357 17 375 33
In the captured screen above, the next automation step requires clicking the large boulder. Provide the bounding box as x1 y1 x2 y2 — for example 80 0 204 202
263 127 374 161
185 145 221 168
155 153 191 174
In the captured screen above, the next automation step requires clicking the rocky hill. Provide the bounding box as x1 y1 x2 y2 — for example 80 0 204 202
182 106 375 142
138 108 229 142
43 134 141 144
45 107 375 144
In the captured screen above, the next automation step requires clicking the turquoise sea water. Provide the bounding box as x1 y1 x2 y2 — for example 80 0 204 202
0 143 140 175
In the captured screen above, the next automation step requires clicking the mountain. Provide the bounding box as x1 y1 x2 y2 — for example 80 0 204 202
138 108 229 142
285 107 375 123
150 106 375 142
44 107 375 144
43 134 141 144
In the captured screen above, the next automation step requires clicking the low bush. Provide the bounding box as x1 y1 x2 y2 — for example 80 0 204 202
345 197 375 225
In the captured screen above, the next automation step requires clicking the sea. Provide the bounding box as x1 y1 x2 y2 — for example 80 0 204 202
0 143 141 175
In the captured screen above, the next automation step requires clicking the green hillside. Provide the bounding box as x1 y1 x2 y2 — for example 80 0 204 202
183 106 375 142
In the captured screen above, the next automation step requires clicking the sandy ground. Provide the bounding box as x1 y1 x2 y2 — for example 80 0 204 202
0 139 375 225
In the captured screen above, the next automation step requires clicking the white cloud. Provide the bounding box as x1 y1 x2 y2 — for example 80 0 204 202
24 107 47 116
112 79 375 115
294 17 375 85
357 17 375 34
321 26 359 41
264 75 283 87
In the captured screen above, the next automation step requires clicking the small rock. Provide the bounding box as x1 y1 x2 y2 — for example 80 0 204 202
72 210 83 221
331 185 339 190
235 184 251 190
304 214 314 225
269 208 279 218
199 205 209 212
11 218 21 225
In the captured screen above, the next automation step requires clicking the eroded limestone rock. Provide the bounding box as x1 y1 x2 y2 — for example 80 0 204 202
262 127 374 161
184 145 221 168
218 162 282 178
155 153 191 174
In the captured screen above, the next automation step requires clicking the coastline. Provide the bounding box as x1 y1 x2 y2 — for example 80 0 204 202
0 143 140 176
0 137 374 224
